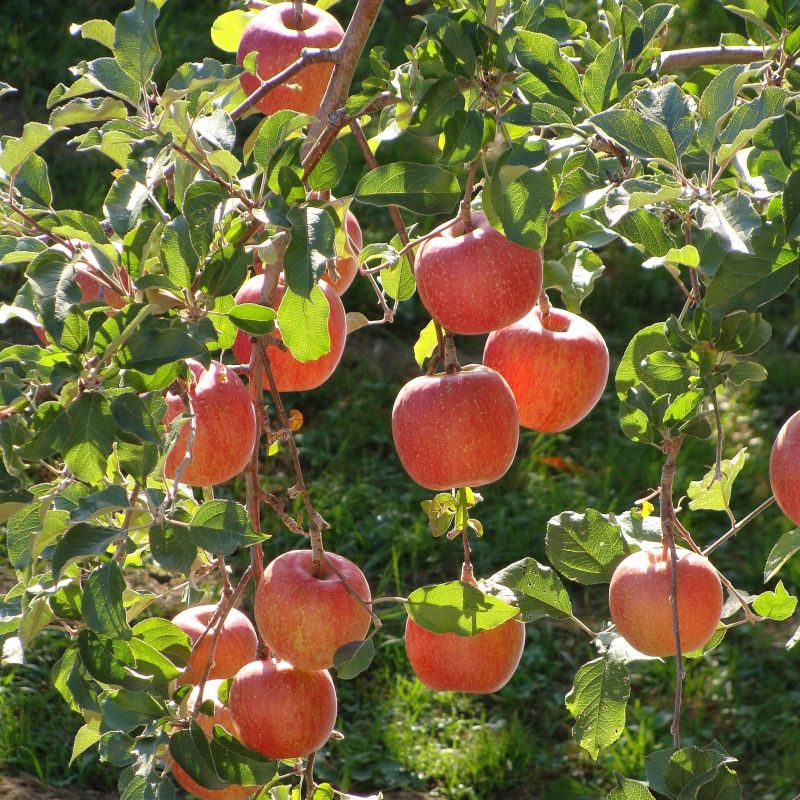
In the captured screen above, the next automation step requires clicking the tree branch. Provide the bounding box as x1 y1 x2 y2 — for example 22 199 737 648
659 45 768 72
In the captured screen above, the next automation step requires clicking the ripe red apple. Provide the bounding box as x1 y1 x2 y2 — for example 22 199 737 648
609 548 723 657
54 241 130 309
172 604 258 686
231 277 346 392
770 410 800 526
254 550 371 671
391 365 519 490
405 617 525 693
483 306 609 432
163 359 257 487
171 680 255 800
229 659 337 759
414 211 543 335
237 2 344 117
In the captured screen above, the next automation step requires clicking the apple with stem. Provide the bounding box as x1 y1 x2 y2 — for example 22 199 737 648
237 2 344 117
172 605 258 686
392 365 519 490
163 360 258 487
609 548 723 657
231 277 346 392
770 409 800 526
254 550 371 671
171 680 255 800
483 306 609 432
414 211 542 335
229 658 337 759
405 617 525 693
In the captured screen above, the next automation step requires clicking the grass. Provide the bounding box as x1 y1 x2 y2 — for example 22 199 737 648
1 0 799 798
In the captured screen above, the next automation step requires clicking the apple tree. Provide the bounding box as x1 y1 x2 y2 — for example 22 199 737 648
1 0 799 797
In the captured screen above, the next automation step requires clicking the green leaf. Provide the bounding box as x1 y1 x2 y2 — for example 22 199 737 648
726 360 767 385
764 527 800 581
70 19 116 49
782 169 800 239
26 248 79 342
705 234 799 316
308 138 348 192
696 195 760 254
189 500 250 556
613 209 676 257
63 393 116 483
333 639 375 680
405 581 519 636
716 86 789 162
117 323 207 373
69 485 128 523
101 688 166 731
82 562 131 639
149 522 198 575
487 557 573 622
50 97 128 128
209 725 277 786
111 392 165 445
590 109 677 164
753 580 798 620
183 181 227 260
52 524 122 580
542 249 605 312
104 174 149 237
161 216 198 289
0 122 57 175
170 723 228 791
440 109 484 165
78 629 138 687
697 64 754 153
483 143 554 250
277 285 332 363
616 323 680 399
210 9 250 52
608 774 656 800
664 743 739 799
285 206 336 298
583 38 623 114
252 110 311 168
565 656 630 760
413 320 439 368
15 153 52 207
228 303 276 336
515 31 582 101
114 0 165 85
546 509 630 585
687 448 748 511
380 234 415 301
355 163 460 215
70 720 101 766
409 79 465 137
131 617 191 665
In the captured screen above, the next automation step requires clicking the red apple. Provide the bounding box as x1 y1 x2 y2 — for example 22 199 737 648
229 659 337 759
609 548 723 657
391 365 519 490
163 360 258 487
172 604 258 686
414 211 542 335
254 550 371 671
770 410 800 526
54 241 130 309
237 2 344 117
405 617 525 693
231 277 346 392
483 306 609 432
171 681 255 800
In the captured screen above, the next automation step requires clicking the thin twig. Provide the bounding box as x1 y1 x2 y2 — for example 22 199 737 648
703 496 776 555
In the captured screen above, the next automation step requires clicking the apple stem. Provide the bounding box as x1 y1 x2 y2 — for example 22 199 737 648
460 529 477 587
659 434 685 750
293 0 304 28
459 159 479 232
443 331 460 374
303 751 316 799
537 289 552 325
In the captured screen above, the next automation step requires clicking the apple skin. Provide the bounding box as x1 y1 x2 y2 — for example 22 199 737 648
229 659 337 759
163 360 257 487
171 605 259 686
231 277 346 392
770 410 800 526
391 365 519 490
609 548 723 657
254 550 371 671
483 307 609 432
171 681 255 800
405 617 525 693
414 211 542 335
237 2 344 117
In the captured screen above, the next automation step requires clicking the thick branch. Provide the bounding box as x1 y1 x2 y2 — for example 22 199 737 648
659 45 768 72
